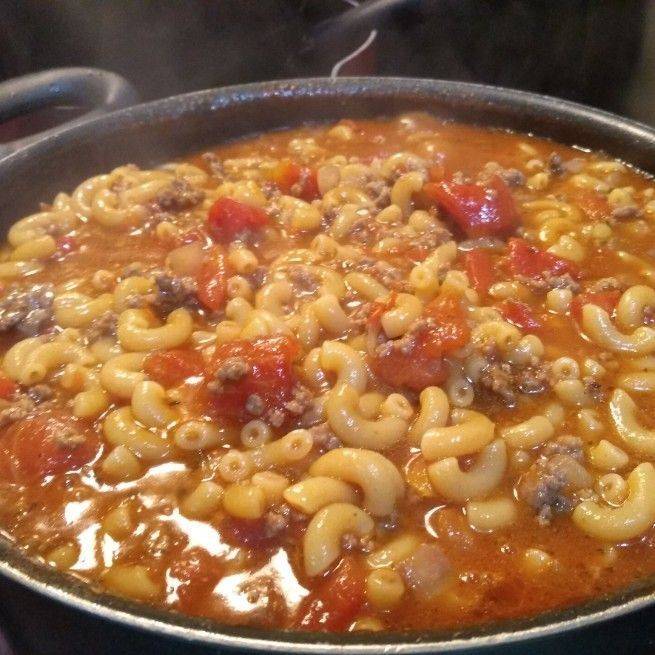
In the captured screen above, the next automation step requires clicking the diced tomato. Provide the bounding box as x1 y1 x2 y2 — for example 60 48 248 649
423 175 519 237
508 238 580 280
207 197 269 243
169 547 224 610
208 336 300 421
0 374 18 400
269 160 319 201
574 190 612 222
144 349 205 388
498 300 542 332
294 557 365 631
370 294 469 390
422 294 471 355
196 249 229 311
570 290 621 324
370 349 449 391
0 412 100 483
463 250 494 295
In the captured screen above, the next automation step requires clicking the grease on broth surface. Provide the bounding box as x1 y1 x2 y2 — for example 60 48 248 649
1 114 655 631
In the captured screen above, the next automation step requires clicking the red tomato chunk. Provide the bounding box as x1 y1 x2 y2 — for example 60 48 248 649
294 557 365 631
574 190 612 222
424 176 519 237
196 249 229 312
370 295 470 391
207 197 269 243
464 250 495 295
269 160 319 201
0 412 100 483
0 374 18 400
144 349 206 387
208 336 300 421
499 299 542 332
508 237 580 280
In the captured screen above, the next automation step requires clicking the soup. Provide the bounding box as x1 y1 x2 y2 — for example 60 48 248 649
1 114 655 632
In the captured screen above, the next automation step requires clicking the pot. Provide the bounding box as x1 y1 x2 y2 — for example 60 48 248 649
0 67 138 159
1 77 655 655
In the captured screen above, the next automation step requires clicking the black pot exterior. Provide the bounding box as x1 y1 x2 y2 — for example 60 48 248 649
0 67 138 158
1 77 655 654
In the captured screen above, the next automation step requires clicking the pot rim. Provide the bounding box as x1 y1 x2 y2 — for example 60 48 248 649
1 75 655 652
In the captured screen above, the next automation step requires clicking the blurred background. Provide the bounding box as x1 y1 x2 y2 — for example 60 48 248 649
0 0 653 125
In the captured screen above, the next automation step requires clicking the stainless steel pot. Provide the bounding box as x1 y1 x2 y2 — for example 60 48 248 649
1 77 655 655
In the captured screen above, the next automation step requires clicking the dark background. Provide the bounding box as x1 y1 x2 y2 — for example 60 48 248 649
1 1 655 653
0 1 654 124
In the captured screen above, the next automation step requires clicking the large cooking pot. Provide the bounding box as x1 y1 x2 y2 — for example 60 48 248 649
1 77 655 655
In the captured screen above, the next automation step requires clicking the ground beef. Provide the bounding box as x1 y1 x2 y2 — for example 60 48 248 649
500 168 526 187
55 427 87 449
0 397 30 429
0 284 54 336
547 153 565 176
350 257 408 291
263 504 306 538
284 384 313 416
246 266 267 290
0 387 53 428
644 306 655 325
263 507 290 537
515 365 551 395
477 347 550 406
201 152 224 178
245 393 265 416
341 532 375 553
540 435 585 461
260 180 280 200
479 362 515 405
26 384 54 404
121 262 146 279
372 320 420 356
611 205 641 220
366 179 391 207
307 422 341 450
348 215 379 244
149 273 198 314
216 357 250 382
152 180 204 214
287 265 319 293
86 311 118 342
402 544 452 602
516 272 580 294
266 408 286 428
479 162 524 187
583 376 607 402
517 438 593 524
299 400 329 429
584 276 629 293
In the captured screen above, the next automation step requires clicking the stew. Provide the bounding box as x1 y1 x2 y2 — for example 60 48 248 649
1 114 655 632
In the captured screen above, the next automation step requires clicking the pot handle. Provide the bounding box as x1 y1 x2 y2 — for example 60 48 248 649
0 67 138 159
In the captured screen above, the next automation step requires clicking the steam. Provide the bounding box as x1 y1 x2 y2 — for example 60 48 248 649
330 0 378 78
330 29 378 78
